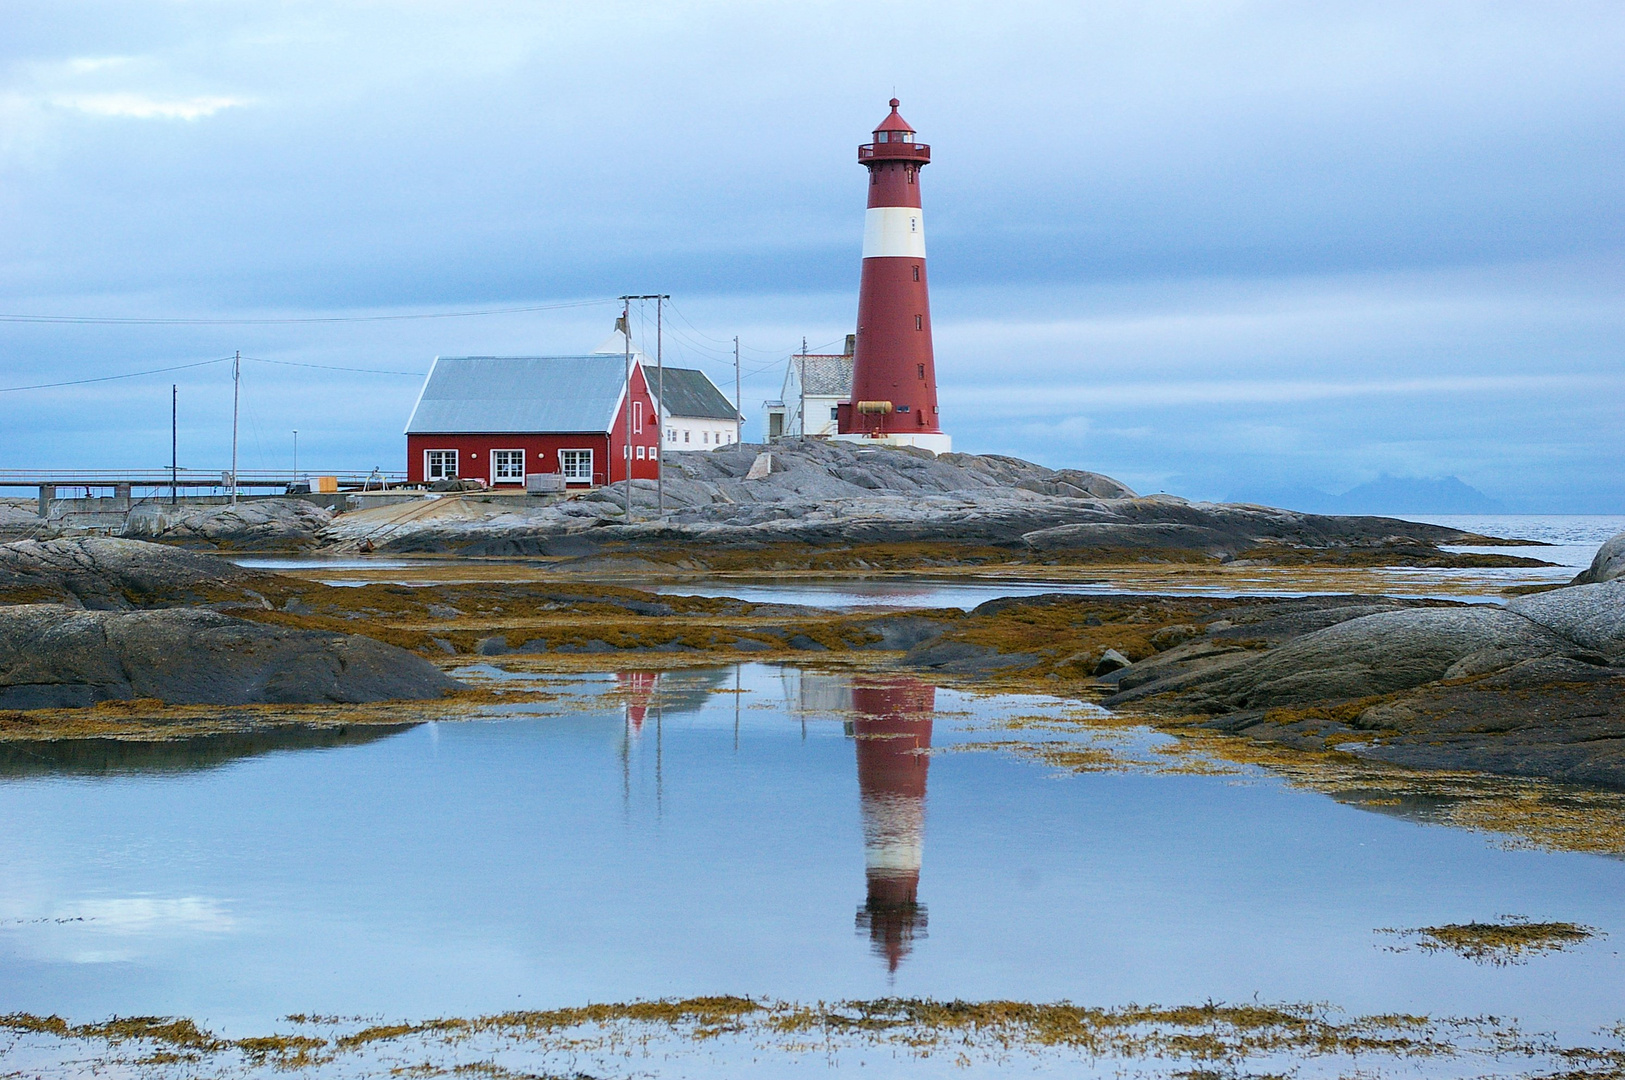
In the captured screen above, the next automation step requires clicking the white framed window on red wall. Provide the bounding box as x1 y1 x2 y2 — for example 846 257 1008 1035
425 449 458 480
491 449 524 483
559 449 592 482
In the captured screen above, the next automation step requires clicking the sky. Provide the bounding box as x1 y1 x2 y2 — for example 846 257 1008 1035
0 1 1621 511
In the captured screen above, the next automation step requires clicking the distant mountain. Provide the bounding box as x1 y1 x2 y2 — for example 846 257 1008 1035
1228 475 1507 515
1329 475 1507 515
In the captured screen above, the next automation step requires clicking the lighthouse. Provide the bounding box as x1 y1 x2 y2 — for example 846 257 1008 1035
834 99 952 454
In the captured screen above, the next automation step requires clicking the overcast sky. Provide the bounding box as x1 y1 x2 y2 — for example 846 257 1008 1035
1 1 1621 511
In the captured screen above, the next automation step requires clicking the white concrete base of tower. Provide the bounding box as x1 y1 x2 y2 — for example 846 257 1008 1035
830 431 952 455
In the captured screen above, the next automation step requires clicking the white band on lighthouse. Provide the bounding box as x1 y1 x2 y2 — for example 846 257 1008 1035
861 206 927 259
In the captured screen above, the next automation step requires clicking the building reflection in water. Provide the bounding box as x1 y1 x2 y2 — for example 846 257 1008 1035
617 671 658 731
850 677 935 973
614 667 936 973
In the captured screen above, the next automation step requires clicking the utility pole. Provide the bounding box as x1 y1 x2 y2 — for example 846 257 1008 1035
230 351 240 505
796 337 805 440
620 299 632 521
735 336 743 445
293 430 299 483
169 384 177 506
170 384 178 507
656 295 666 518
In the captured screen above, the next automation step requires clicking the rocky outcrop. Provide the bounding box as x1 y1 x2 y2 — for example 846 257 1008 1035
0 537 264 609
318 440 1492 562
0 501 44 540
0 604 461 709
1100 582 1625 789
1113 607 1591 711
1507 580 1625 656
127 499 334 551
1572 532 1625 585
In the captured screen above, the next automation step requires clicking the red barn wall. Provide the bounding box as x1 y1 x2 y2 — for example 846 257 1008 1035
405 364 661 487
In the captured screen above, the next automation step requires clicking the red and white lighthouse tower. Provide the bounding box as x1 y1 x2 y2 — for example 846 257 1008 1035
834 99 951 454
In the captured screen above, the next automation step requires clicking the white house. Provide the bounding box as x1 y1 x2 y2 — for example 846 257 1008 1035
593 331 743 451
763 336 854 440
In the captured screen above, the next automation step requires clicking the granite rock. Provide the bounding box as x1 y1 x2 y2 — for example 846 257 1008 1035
1507 580 1625 656
0 537 259 609
1572 532 1625 585
129 499 334 551
0 604 462 709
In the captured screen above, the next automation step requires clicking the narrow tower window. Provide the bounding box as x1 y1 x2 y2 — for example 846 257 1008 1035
912 265 920 281
917 363 926 379
915 315 923 331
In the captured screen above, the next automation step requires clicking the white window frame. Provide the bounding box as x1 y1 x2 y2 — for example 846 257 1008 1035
635 445 646 459
633 400 643 435
559 448 593 483
490 448 525 483
425 449 458 481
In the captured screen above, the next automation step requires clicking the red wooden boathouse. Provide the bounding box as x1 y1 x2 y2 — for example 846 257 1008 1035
404 354 660 488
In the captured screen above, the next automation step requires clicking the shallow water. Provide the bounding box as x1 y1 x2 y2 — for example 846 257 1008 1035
229 556 428 571
246 514 1619 605
2 663 1622 1057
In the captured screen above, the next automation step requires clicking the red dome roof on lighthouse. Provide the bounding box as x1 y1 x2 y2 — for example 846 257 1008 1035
874 98 914 135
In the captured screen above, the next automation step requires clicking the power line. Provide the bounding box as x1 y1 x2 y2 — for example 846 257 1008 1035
242 356 425 376
0 297 620 326
0 356 233 394
664 300 787 357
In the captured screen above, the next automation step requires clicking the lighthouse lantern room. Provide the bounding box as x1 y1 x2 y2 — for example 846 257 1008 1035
834 99 951 454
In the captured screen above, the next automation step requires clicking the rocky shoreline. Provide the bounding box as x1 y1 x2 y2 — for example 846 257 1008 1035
0 505 1619 801
9 444 1552 574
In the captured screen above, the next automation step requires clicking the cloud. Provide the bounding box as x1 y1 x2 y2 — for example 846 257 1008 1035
48 92 250 120
55 895 235 934
954 373 1625 412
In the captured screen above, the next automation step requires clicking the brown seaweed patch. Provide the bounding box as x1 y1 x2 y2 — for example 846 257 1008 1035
0 998 1534 1075
955 702 1625 854
0 1012 221 1050
1381 918 1600 964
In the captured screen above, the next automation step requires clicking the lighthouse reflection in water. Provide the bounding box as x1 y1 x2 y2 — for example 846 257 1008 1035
615 667 936 974
850 679 935 972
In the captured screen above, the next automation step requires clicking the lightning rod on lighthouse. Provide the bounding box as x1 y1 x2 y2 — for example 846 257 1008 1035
834 99 952 454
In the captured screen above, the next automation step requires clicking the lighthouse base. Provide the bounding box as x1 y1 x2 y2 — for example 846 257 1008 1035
831 431 953 455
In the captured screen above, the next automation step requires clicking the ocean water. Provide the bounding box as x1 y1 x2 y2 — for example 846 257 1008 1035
1418 513 1625 573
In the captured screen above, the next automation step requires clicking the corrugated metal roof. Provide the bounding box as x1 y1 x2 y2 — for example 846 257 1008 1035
405 356 628 434
794 354 854 397
651 367 740 421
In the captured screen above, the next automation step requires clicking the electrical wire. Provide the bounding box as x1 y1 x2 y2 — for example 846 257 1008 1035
0 297 620 326
241 356 425 376
0 356 233 393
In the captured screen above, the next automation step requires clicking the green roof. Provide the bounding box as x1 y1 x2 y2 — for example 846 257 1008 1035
650 366 739 421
